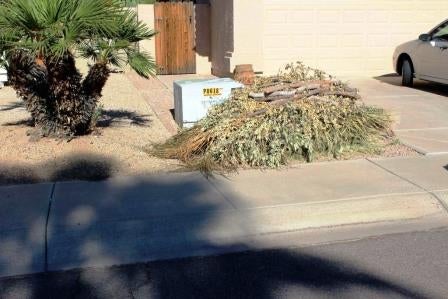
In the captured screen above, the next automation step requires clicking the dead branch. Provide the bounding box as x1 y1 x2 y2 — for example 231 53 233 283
269 90 297 97
295 83 322 93
321 91 360 99
249 92 265 99
263 84 291 95
270 89 322 106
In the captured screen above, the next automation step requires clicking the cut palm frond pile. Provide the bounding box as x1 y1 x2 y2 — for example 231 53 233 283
151 62 393 172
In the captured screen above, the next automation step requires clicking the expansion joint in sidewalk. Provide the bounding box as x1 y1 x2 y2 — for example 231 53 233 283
44 182 56 272
202 174 239 210
366 158 448 215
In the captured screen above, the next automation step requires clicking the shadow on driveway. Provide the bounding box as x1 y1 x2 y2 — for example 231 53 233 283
374 74 448 97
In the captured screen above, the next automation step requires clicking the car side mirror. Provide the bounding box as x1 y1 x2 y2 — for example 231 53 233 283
419 34 431 42
430 40 448 49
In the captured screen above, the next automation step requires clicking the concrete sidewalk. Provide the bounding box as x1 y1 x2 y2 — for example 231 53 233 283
1 155 448 278
353 76 448 155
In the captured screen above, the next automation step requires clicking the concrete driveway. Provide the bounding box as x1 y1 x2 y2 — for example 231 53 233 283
350 75 448 154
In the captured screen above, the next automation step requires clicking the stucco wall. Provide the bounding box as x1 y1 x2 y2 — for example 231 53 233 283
209 0 234 76
137 5 155 60
261 0 448 77
138 1 447 77
232 0 264 73
209 0 264 76
195 4 212 74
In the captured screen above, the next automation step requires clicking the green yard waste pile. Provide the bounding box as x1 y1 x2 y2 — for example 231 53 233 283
151 62 393 172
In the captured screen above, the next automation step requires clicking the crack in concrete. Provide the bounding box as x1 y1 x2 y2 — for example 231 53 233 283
202 173 239 210
44 182 56 272
366 158 448 215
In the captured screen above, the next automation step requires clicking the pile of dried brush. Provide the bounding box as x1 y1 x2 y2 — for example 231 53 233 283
151 62 393 172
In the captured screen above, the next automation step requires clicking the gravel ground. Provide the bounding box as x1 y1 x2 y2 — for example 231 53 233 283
0 72 181 185
0 65 419 185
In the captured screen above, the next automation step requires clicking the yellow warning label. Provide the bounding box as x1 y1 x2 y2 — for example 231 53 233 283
203 88 222 97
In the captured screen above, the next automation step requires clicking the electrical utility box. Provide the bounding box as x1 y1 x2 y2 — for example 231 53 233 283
173 78 244 128
0 68 7 88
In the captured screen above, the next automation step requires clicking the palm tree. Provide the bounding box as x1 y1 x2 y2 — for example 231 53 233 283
0 0 156 137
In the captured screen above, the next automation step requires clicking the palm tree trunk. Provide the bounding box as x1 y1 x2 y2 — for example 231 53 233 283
82 62 110 99
7 51 56 133
45 55 85 136
74 62 111 134
8 52 110 137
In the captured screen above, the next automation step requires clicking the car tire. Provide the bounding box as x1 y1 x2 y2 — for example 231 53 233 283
402 59 414 87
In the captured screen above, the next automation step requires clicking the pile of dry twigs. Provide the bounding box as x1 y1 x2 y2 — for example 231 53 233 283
151 62 393 172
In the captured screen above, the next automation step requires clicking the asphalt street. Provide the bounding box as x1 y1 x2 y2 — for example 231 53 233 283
1 228 447 299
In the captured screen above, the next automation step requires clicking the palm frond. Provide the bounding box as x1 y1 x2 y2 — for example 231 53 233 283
126 50 156 78
114 9 157 42
1 0 156 77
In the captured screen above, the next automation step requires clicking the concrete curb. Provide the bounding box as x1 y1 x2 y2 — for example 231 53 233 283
45 192 446 273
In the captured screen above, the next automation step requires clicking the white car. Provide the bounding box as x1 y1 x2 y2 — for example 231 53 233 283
393 19 448 87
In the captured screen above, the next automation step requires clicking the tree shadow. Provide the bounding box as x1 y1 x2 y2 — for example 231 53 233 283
0 154 434 299
0 101 23 112
0 101 32 126
2 118 33 127
97 109 152 128
374 74 448 97
0 248 433 299
0 153 118 186
1 108 151 128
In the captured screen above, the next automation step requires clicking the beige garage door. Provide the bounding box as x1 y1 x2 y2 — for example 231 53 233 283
263 0 448 77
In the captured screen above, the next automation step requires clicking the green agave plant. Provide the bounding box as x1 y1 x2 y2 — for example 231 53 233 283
0 0 156 137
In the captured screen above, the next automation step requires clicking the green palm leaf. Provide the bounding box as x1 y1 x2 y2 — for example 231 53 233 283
0 0 156 77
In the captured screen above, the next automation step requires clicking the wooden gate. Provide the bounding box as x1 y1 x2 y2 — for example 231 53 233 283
154 2 196 75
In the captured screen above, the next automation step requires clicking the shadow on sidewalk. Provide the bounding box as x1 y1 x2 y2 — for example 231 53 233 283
0 154 432 299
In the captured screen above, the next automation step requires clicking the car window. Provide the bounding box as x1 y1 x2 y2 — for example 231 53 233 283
432 23 448 41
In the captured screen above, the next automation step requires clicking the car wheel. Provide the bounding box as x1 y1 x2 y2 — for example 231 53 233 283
402 59 414 87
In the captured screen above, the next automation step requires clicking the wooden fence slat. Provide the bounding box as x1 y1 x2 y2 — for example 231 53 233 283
154 2 196 75
188 1 196 73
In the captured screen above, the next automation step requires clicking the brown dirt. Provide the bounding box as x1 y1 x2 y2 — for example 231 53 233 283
0 72 182 186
